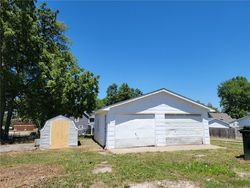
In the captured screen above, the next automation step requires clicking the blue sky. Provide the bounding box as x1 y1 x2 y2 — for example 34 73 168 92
44 1 250 109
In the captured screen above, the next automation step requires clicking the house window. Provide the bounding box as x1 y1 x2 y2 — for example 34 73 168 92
90 118 94 122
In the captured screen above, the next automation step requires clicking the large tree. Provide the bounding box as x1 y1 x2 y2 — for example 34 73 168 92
0 0 40 139
218 76 250 119
17 3 99 128
0 0 99 139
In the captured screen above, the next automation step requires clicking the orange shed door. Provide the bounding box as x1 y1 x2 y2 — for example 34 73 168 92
51 120 70 149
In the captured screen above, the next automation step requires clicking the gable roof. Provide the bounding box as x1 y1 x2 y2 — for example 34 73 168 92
231 113 250 123
208 118 231 127
96 88 215 114
81 112 90 119
208 112 234 123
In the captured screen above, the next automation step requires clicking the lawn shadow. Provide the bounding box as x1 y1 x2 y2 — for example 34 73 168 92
235 154 245 160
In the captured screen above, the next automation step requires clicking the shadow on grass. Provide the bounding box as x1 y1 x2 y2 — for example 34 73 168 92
235 154 247 161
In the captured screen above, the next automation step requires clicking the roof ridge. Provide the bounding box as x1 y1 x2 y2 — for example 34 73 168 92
96 88 215 113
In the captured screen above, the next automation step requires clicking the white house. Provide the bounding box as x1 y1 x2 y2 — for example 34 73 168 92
231 113 250 127
94 88 215 149
208 119 231 129
208 112 234 129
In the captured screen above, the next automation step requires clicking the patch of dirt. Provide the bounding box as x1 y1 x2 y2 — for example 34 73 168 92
129 180 199 188
233 168 250 179
101 161 108 164
0 164 64 188
90 181 108 188
92 162 112 174
98 151 109 155
236 171 250 178
0 143 36 153
196 154 206 158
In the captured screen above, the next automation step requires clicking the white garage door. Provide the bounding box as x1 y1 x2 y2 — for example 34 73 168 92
115 114 155 148
163 114 203 145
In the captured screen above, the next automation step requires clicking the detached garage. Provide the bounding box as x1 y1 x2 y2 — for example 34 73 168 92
40 115 78 149
94 88 214 149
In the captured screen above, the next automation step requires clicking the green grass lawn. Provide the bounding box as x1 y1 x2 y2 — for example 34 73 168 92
0 138 250 188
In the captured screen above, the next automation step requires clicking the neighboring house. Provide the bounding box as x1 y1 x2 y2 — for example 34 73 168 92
40 115 78 149
208 112 234 123
8 120 38 137
208 119 231 129
208 112 235 129
94 88 215 149
12 121 37 132
88 114 95 135
231 113 250 127
70 113 90 135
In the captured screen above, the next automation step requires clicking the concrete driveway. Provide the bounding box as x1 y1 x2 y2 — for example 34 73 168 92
109 144 223 154
0 143 36 153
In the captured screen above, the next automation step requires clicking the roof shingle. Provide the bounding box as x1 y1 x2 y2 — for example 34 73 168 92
208 112 234 123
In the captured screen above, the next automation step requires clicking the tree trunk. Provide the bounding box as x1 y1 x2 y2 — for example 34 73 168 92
4 97 14 140
0 4 4 140
0 91 5 140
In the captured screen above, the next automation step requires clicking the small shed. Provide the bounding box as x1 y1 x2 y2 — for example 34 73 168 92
40 115 78 149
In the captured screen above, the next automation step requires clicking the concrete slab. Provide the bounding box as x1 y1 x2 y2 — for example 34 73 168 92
109 144 223 154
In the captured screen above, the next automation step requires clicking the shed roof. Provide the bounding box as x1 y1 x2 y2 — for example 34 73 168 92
41 115 78 132
96 88 215 114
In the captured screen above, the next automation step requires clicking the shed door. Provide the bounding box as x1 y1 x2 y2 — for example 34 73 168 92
115 114 155 148
164 114 203 145
51 120 70 149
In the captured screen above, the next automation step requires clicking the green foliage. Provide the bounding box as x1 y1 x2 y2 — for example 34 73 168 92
17 2 99 127
0 1 99 131
106 83 118 105
104 83 143 106
207 103 219 112
218 76 250 118
0 0 40 139
96 98 106 110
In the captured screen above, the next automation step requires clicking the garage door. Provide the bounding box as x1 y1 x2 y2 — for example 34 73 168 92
115 114 155 148
163 114 203 145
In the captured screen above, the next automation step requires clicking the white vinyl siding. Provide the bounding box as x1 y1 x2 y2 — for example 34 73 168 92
94 113 106 146
94 90 211 149
209 120 229 128
115 114 155 148
156 114 203 146
238 116 250 127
